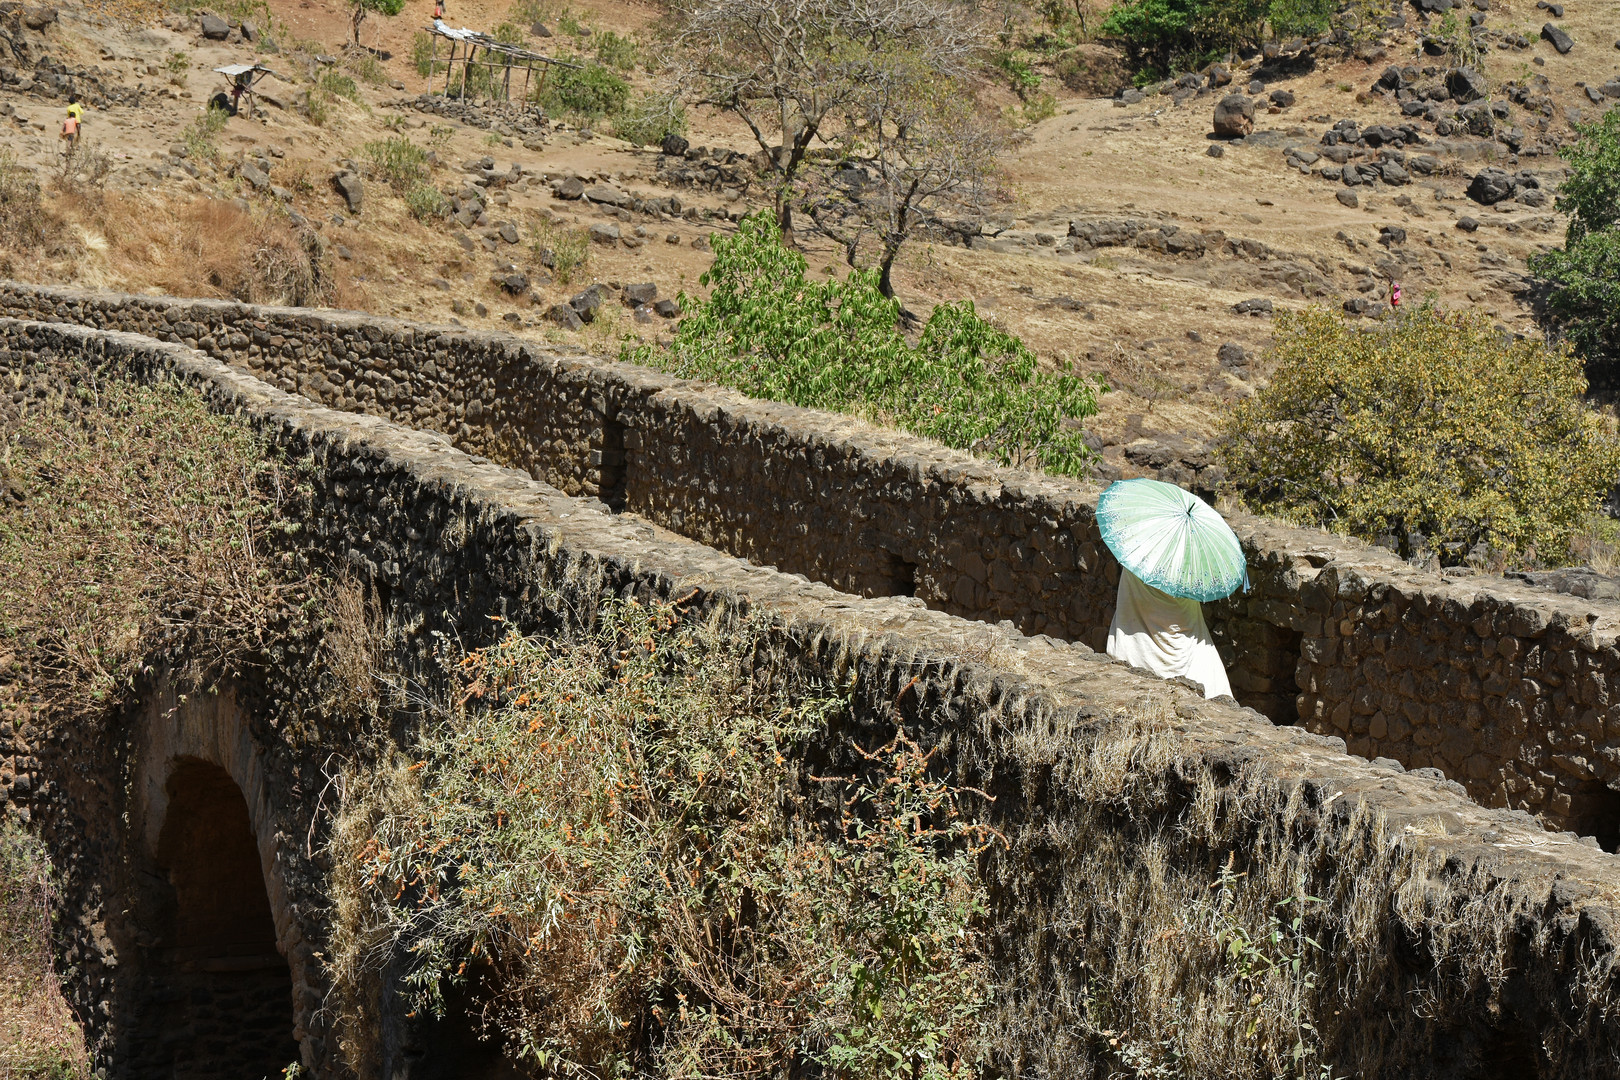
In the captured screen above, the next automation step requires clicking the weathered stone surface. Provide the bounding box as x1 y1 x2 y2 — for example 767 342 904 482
7 316 1620 1080
7 284 1620 851
199 12 230 38
1542 22 1574 53
1213 93 1255 136
331 171 363 214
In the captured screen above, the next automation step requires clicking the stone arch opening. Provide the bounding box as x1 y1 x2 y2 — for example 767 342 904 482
141 757 300 1080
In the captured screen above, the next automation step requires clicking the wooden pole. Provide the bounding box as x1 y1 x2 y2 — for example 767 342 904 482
427 32 436 93
443 38 456 94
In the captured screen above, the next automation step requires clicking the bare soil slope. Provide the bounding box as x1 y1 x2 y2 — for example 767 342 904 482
2 0 1615 485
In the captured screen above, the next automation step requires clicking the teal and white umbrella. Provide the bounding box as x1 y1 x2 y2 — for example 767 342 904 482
1096 479 1248 602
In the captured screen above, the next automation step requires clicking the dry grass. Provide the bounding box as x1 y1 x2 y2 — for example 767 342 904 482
0 821 91 1080
54 195 334 308
973 699 1612 1079
0 364 318 718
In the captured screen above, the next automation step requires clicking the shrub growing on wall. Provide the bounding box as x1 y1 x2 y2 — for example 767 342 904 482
1219 306 1620 564
628 212 1105 476
327 599 996 1078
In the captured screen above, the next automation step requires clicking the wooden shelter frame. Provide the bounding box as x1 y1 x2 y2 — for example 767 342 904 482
422 24 579 118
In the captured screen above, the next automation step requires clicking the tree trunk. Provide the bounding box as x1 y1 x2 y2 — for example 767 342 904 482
877 241 900 299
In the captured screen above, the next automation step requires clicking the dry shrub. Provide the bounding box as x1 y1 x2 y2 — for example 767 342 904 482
327 599 996 1080
74 195 335 308
0 366 317 717
322 573 399 719
0 820 91 1079
0 152 68 271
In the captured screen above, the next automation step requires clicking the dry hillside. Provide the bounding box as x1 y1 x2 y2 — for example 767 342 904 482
0 0 1615 484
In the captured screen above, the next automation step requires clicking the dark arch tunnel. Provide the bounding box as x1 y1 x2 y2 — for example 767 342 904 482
128 758 300 1080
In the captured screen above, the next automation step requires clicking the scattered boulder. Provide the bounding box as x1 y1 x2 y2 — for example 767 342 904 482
238 161 269 190
660 132 689 156
530 20 551 36
1380 160 1410 185
21 5 55 28
1518 187 1549 207
1467 167 1517 204
1541 22 1573 54
1456 215 1480 231
553 176 585 200
1269 89 1295 108
1445 66 1487 103
653 298 682 318
1343 297 1376 316
588 222 621 245
1206 63 1232 88
1336 189 1359 207
200 13 230 38
584 184 631 207
546 303 584 330
569 284 607 321
1217 342 1249 369
331 171 363 214
622 282 658 306
1378 225 1407 246
1117 88 1146 106
1232 297 1273 316
1213 94 1255 137
497 272 529 295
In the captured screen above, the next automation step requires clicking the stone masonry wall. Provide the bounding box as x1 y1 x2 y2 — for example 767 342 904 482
7 319 1620 1077
3 284 1620 842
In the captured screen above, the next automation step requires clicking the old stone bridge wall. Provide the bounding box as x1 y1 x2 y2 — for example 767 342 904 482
6 319 1620 1078
3 284 1620 843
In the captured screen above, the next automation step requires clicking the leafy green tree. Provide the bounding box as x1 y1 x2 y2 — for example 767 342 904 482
1528 108 1620 380
1101 0 1267 71
1220 305 1620 565
1100 0 1337 71
627 212 1105 476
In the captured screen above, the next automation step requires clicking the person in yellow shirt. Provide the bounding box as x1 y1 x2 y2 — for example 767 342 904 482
62 94 85 153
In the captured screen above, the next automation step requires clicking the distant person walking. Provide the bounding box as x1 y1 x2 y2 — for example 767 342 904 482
1390 281 1401 309
60 97 82 157
1096 479 1247 700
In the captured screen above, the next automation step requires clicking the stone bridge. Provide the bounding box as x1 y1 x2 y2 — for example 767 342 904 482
3 291 1620 1078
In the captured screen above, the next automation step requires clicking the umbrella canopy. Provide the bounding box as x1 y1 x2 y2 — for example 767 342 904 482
1096 478 1248 602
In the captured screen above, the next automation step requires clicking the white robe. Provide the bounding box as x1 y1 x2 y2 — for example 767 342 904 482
1105 570 1233 700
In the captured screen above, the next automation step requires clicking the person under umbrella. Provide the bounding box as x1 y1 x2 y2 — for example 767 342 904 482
1096 478 1248 699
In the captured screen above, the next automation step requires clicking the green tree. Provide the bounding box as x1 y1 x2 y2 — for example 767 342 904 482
1101 0 1267 71
627 212 1105 476
1100 0 1338 71
1219 305 1620 565
1529 108 1620 379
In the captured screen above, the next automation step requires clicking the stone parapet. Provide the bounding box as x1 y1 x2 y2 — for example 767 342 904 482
2 284 1618 841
